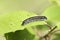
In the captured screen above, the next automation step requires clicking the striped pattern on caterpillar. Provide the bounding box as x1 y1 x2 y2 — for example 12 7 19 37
21 16 47 26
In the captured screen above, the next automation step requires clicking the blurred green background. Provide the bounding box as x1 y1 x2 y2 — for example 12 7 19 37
0 0 51 14
0 0 51 40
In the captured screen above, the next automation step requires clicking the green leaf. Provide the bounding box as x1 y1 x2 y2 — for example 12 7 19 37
42 5 60 22
0 10 37 35
4 29 35 40
25 21 47 35
0 10 47 35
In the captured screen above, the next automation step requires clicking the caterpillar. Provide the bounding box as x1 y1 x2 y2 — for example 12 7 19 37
22 16 47 26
